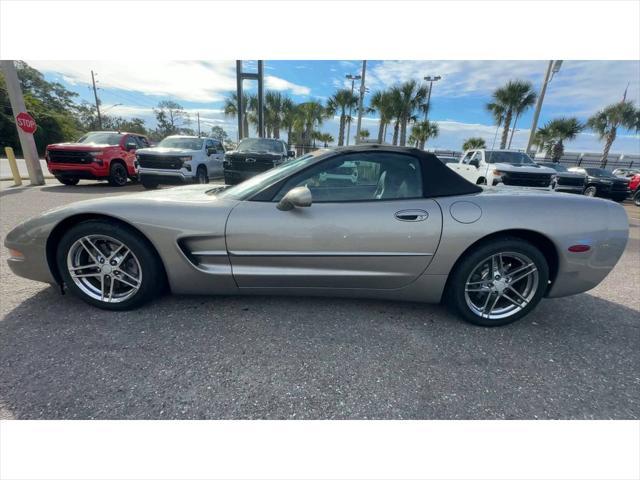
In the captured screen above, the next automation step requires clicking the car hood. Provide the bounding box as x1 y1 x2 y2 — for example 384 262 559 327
136 147 199 155
47 142 114 150
493 163 555 174
554 171 585 178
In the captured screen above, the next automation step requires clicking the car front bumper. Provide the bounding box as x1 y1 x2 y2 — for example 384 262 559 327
554 184 584 193
138 168 195 184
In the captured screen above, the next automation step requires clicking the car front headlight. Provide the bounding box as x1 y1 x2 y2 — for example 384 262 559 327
178 156 192 162
492 169 505 177
89 151 102 158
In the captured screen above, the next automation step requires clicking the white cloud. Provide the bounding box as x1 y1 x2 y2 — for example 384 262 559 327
368 60 640 115
29 60 312 102
264 75 310 95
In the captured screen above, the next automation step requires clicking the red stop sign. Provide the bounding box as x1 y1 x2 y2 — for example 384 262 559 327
16 112 37 134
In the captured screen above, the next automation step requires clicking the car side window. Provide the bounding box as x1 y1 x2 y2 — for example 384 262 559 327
137 136 150 148
461 152 474 164
214 141 225 153
205 139 214 150
274 152 422 203
124 135 139 149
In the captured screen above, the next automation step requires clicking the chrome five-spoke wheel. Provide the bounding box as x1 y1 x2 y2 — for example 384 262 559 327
66 234 142 303
464 252 538 320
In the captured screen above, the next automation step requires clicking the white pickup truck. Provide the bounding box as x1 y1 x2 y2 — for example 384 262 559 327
136 135 225 189
448 149 556 189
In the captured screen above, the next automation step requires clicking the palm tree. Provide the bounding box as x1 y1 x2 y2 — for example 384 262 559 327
264 91 289 139
395 80 429 146
587 100 640 166
316 132 334 147
532 124 554 157
488 80 537 149
297 101 327 150
544 117 584 161
326 88 358 146
462 137 487 151
409 121 439 150
359 129 370 140
370 90 395 143
486 101 506 149
224 92 251 139
281 97 297 146
389 87 403 146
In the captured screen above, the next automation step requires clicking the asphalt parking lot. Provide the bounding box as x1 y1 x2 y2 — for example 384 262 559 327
0 179 638 419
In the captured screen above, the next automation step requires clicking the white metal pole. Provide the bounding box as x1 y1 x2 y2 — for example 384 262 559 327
1 60 44 185
525 61 553 154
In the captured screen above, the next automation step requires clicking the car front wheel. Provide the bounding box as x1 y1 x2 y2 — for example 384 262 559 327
56 176 79 186
445 238 549 326
196 165 209 184
583 185 597 197
634 189 640 207
108 162 129 187
56 220 164 310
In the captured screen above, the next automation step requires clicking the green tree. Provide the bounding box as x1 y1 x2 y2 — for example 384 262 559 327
587 100 640 166
281 97 297 146
462 137 487 151
224 92 251 139
209 126 229 142
487 80 537 149
296 101 327 149
326 88 358 146
359 129 370 140
409 121 439 149
153 100 190 137
532 124 554 156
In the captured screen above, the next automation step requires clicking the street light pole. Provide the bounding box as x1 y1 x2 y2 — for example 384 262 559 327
345 74 361 146
355 60 367 144
422 75 441 122
525 60 562 154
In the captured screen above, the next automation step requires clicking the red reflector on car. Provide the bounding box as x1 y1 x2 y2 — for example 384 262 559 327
568 245 591 253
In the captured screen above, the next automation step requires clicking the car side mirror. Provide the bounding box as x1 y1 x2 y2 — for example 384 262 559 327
125 142 137 151
469 159 479 168
277 186 312 211
288 150 296 158
206 147 215 156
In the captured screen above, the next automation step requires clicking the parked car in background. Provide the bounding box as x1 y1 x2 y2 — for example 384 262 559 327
448 149 555 188
5 145 629 327
612 168 640 178
567 167 630 202
628 173 640 206
136 135 224 190
45 131 148 186
223 138 294 185
436 154 460 165
537 162 585 194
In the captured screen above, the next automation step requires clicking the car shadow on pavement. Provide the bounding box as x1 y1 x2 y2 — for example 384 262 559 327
0 287 638 420
40 183 146 194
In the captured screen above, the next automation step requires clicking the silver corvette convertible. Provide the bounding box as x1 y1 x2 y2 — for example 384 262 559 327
5 145 629 326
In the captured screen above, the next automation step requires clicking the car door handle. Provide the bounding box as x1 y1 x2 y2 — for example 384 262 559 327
394 209 428 222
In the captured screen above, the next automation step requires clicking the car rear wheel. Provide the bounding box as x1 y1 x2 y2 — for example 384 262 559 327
445 237 549 326
56 176 79 186
633 189 640 207
108 162 129 187
196 165 209 184
583 185 597 197
56 220 164 310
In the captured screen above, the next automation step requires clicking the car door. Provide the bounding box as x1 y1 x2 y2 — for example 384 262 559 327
225 151 443 289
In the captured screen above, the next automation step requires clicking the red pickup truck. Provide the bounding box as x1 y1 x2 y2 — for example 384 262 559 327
45 131 150 186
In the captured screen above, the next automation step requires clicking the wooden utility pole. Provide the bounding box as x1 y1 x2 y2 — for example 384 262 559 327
0 60 44 185
91 70 102 129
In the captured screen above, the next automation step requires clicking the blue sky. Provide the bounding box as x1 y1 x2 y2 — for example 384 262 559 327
30 60 640 153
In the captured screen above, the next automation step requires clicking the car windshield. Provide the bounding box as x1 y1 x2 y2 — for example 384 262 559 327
77 132 123 145
485 151 535 165
215 150 327 200
157 137 204 150
540 163 568 172
584 168 612 177
237 138 285 153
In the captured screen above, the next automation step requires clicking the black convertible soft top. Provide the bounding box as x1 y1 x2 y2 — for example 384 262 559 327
329 144 482 197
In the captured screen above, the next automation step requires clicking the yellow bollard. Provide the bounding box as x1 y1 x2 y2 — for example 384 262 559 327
4 147 23 186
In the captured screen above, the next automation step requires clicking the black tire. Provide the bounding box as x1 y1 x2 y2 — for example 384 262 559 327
56 220 164 311
583 185 597 197
56 176 79 186
445 237 549 327
476 177 487 185
634 190 640 207
223 173 236 185
108 162 129 187
196 165 209 184
129 175 139 184
141 178 159 190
